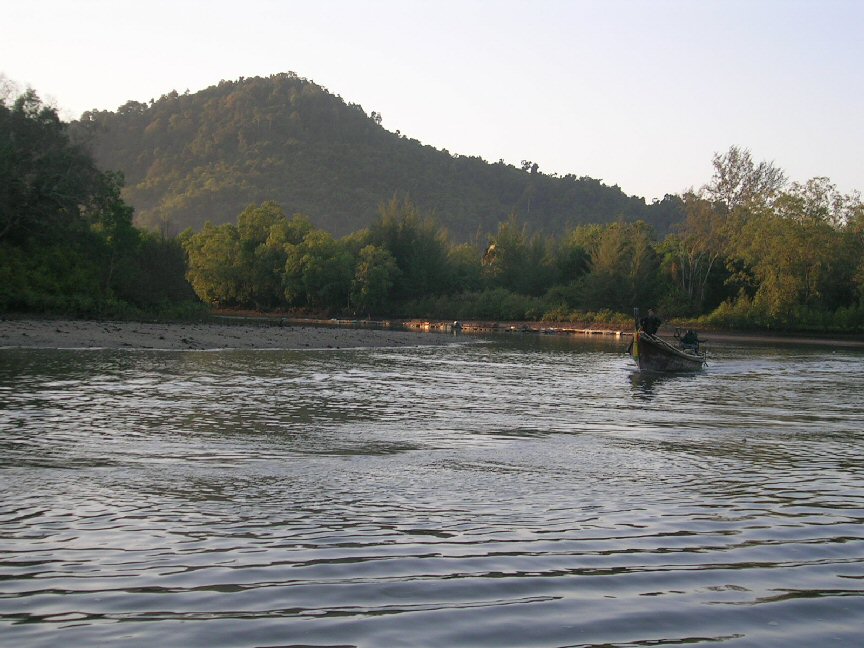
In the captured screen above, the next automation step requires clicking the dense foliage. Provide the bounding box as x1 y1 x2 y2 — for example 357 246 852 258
4 78 863 333
1 89 198 317
182 147 864 331
75 73 683 240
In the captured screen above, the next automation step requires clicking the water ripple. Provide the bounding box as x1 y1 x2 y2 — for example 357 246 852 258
1 339 863 646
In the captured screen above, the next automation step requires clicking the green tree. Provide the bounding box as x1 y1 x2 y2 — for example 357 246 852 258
554 230 591 284
481 215 556 296
704 145 786 212
1 88 195 315
663 192 729 312
267 212 315 248
123 232 197 307
0 89 101 242
777 177 862 229
351 244 399 315
284 229 354 308
576 222 661 311
236 202 292 308
86 171 141 297
728 186 861 322
447 242 483 293
182 222 243 305
368 197 451 301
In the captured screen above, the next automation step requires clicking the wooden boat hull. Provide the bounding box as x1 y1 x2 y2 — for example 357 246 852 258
631 331 705 372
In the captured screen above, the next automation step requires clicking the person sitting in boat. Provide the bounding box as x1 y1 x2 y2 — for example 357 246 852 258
680 328 700 352
639 308 661 336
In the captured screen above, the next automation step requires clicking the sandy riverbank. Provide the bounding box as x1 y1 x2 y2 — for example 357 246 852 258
1 317 861 351
0 318 461 350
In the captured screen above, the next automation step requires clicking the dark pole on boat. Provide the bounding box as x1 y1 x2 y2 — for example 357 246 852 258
633 307 640 331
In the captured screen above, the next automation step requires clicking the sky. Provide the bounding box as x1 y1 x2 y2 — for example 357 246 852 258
2 0 862 202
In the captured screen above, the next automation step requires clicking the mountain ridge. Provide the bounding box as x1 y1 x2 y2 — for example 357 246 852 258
73 73 683 240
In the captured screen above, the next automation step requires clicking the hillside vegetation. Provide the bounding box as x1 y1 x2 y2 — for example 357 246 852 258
1 90 198 316
74 73 683 240
4 81 862 333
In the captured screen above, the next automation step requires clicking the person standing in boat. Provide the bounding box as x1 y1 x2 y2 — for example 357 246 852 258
639 308 661 335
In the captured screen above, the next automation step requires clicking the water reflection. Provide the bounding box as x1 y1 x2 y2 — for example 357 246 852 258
628 368 701 399
1 337 863 647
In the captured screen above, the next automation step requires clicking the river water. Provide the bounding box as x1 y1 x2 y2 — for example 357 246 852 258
1 333 863 647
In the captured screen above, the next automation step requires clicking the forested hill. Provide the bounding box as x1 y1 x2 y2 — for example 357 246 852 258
74 73 683 240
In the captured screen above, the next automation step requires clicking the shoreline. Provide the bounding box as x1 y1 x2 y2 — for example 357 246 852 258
0 318 461 351
399 317 864 348
1 315 862 351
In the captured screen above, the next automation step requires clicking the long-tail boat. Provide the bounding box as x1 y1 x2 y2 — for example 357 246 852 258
629 308 706 372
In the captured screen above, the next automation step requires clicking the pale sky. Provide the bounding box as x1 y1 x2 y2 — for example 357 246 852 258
3 0 861 202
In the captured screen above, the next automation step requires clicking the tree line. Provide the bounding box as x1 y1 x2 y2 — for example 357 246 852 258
3 85 863 332
1 88 198 317
182 147 864 331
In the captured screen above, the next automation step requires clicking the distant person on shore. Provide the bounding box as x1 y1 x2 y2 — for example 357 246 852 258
639 308 661 335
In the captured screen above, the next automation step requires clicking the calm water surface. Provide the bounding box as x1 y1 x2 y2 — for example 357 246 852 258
1 333 863 647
